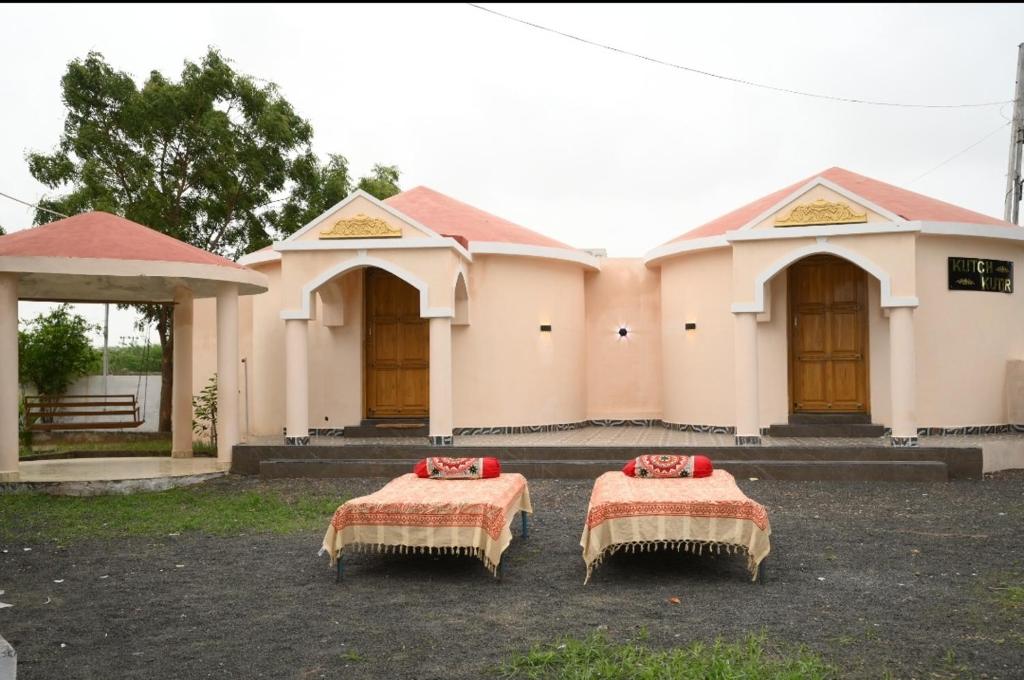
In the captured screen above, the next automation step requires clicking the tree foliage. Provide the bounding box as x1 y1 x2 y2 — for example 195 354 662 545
86 341 161 375
19 304 99 396
357 164 402 201
27 48 400 430
192 373 218 447
28 48 402 253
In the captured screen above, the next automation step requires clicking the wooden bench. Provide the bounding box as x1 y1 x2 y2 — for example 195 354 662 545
23 394 144 431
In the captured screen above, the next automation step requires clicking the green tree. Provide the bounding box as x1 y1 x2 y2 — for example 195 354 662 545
19 304 99 396
0 225 6 236
86 340 161 375
357 164 402 200
27 49 400 430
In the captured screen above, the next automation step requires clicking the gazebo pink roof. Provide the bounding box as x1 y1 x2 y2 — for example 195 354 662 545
665 167 1018 243
0 211 267 302
0 211 245 267
386 186 574 249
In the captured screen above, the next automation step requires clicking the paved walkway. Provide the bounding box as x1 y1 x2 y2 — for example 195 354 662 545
246 425 1024 449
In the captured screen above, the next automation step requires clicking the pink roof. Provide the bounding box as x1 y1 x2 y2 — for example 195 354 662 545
0 211 243 269
668 167 1017 243
385 186 573 249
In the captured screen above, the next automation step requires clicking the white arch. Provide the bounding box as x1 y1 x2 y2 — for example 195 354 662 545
280 254 454 320
729 239 918 314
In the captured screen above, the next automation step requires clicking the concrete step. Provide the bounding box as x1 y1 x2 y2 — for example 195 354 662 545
360 418 428 427
234 444 982 479
258 458 948 482
766 423 886 438
789 413 871 425
343 422 428 437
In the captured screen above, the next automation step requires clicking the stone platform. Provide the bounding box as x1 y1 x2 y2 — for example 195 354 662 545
234 427 1004 481
2 457 226 496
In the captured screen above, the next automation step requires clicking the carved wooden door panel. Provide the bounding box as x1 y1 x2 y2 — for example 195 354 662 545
789 255 868 413
364 269 429 417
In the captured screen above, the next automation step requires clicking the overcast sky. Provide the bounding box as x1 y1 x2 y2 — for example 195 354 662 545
1 3 1022 346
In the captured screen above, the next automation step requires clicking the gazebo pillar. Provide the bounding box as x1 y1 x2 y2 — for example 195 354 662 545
171 288 194 458
429 317 453 446
216 283 239 464
0 273 18 481
284 318 309 445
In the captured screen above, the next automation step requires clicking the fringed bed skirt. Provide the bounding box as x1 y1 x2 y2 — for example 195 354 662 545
327 542 502 576
580 470 771 584
321 473 532 578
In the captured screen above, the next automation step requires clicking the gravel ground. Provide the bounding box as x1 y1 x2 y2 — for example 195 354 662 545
2 472 1023 679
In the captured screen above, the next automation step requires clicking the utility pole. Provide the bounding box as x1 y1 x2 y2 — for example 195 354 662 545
1005 42 1024 225
102 303 110 395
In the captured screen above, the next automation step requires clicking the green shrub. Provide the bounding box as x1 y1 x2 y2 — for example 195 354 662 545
19 304 99 397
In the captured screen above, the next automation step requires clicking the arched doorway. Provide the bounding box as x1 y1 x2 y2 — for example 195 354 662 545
787 254 869 414
364 267 429 418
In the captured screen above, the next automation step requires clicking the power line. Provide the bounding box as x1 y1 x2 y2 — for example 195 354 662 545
0 191 69 219
466 3 1013 110
908 122 1011 184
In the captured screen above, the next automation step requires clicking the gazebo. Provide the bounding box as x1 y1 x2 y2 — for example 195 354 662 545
0 211 268 481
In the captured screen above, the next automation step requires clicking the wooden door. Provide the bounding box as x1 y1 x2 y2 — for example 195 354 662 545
364 269 429 418
788 255 869 413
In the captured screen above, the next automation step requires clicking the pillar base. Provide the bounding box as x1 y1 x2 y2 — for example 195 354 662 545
429 435 454 447
171 449 194 459
0 470 19 482
891 436 919 448
735 435 762 446
285 435 310 446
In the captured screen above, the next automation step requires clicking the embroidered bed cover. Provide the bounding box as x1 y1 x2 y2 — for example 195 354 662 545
322 473 532 575
580 469 771 583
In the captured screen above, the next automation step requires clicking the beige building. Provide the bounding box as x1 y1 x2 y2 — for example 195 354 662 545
194 167 1024 448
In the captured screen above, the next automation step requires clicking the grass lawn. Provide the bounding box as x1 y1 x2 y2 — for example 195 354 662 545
499 631 837 680
0 484 345 542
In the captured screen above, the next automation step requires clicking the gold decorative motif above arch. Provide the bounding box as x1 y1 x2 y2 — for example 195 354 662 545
319 214 402 239
775 199 868 227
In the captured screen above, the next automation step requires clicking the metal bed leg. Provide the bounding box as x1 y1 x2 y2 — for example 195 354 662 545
521 511 529 539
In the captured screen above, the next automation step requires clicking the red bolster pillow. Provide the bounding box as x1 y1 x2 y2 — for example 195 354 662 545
623 454 713 478
414 457 501 479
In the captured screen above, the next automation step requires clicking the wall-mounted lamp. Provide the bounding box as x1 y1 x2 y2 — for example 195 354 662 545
685 322 697 331
540 324 552 332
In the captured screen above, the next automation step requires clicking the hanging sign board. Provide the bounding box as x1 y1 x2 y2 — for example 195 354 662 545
948 257 1013 293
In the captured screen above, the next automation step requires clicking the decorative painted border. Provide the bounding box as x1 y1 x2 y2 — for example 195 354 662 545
734 435 762 446
310 428 345 437
589 419 664 427
285 436 310 446
452 420 733 435
281 422 1024 442
662 422 736 434
429 435 454 446
453 421 590 435
453 422 1024 439
917 424 1024 436
891 436 918 448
